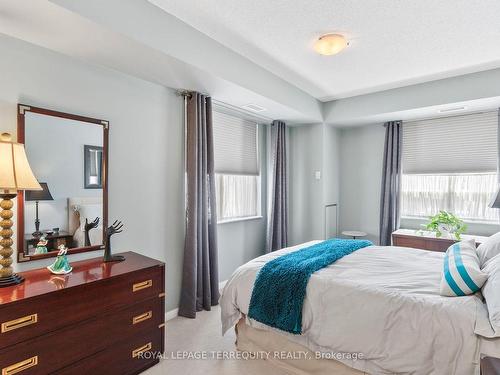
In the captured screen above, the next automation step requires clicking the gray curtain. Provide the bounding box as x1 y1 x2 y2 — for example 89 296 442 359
379 121 403 246
267 120 288 252
179 92 219 318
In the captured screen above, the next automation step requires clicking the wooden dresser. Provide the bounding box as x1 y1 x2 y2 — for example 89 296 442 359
392 228 488 252
0 252 165 375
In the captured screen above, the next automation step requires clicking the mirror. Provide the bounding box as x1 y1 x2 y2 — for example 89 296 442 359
17 104 108 262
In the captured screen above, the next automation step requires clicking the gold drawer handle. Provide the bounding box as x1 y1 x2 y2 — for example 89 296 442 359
1 314 38 333
2 356 38 375
132 342 152 358
132 311 152 325
133 279 152 292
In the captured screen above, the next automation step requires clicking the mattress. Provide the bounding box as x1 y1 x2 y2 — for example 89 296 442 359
220 241 499 374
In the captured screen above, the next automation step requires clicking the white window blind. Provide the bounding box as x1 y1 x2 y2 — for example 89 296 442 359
402 111 498 174
213 111 258 175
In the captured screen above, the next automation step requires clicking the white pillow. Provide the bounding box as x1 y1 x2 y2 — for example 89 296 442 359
440 239 488 297
477 231 500 266
480 254 500 337
77 204 102 231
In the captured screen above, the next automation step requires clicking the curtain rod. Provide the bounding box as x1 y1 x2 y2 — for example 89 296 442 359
175 89 193 98
175 88 274 124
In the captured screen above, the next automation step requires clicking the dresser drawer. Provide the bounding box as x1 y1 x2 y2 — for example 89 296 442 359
392 235 450 252
0 265 164 350
0 296 164 374
393 235 426 249
53 327 164 375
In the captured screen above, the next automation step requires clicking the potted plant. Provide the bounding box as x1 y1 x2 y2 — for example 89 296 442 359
421 211 467 240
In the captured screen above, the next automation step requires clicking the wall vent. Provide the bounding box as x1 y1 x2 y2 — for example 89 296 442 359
438 106 466 113
241 103 266 112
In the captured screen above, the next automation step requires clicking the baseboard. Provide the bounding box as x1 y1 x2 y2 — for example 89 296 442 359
166 308 179 321
164 280 228 322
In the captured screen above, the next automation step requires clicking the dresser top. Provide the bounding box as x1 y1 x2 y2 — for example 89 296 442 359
0 252 164 304
392 228 489 243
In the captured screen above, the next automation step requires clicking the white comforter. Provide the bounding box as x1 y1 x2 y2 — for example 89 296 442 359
220 241 499 375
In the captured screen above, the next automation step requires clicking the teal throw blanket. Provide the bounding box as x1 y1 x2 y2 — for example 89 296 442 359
248 238 372 334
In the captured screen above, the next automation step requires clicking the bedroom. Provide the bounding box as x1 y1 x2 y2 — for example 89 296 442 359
0 1 499 374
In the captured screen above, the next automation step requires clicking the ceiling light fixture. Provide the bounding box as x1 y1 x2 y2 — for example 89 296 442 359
314 34 348 56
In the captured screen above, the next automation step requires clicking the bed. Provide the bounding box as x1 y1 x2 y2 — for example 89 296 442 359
220 241 500 375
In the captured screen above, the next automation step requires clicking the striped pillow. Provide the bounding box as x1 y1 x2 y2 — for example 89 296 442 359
440 239 488 297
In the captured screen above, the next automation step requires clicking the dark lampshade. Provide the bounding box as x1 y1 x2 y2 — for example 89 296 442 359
25 182 53 202
490 186 500 209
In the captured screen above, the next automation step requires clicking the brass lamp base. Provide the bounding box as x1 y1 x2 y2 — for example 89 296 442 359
0 273 24 288
0 193 24 288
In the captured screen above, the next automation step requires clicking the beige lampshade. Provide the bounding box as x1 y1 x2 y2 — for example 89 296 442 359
0 133 41 191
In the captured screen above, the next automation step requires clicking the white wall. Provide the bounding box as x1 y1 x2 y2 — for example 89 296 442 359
289 124 323 244
338 125 386 244
323 125 340 206
288 123 341 245
288 122 383 246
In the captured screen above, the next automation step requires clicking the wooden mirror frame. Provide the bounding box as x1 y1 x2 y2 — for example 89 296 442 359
16 104 109 262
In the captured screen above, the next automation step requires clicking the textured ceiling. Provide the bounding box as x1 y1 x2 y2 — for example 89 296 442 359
148 0 500 101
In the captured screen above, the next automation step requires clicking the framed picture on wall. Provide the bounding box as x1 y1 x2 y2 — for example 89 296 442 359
84 145 103 189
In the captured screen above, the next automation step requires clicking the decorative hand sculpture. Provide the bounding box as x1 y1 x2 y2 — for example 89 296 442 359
103 220 125 262
84 217 100 247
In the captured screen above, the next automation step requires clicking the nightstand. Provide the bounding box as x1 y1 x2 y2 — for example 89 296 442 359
481 357 500 375
392 229 487 252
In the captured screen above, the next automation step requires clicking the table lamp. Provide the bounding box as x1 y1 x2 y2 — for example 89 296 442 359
25 182 53 236
0 133 41 287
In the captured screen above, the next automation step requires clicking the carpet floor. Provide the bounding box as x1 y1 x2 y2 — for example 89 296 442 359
143 305 289 375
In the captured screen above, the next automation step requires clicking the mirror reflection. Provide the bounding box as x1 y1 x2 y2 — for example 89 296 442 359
23 111 105 256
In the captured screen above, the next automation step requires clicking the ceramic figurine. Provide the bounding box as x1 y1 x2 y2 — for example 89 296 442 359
47 245 73 274
103 220 125 262
34 236 48 255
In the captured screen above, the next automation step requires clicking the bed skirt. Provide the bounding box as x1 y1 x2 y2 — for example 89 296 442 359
235 318 367 375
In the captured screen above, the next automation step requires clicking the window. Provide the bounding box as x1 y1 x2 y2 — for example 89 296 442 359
212 110 260 222
401 111 499 222
401 173 498 221
215 174 259 219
